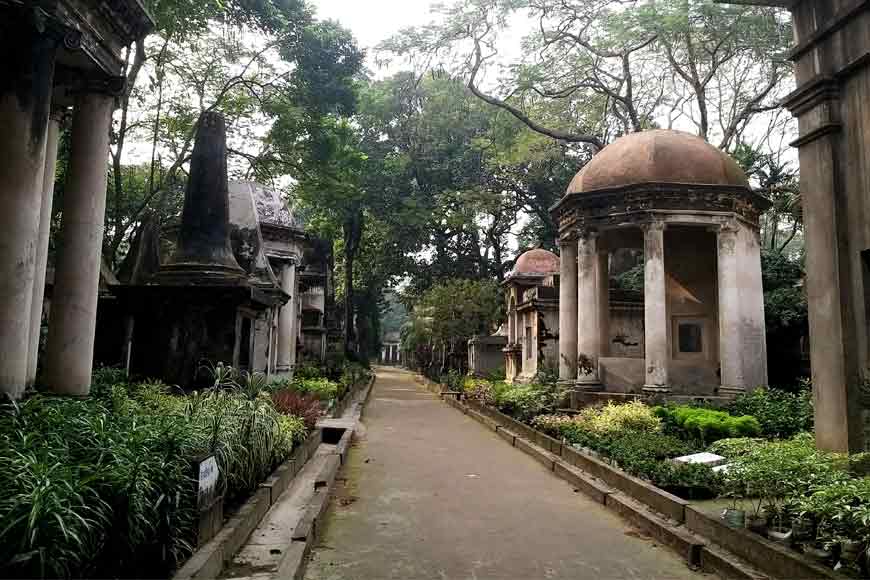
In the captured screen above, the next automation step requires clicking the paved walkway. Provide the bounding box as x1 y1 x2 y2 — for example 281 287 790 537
304 367 710 580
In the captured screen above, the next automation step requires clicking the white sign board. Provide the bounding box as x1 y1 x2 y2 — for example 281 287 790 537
198 456 219 501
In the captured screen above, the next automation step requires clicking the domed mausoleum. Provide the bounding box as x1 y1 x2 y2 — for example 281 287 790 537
502 248 561 383
552 130 771 399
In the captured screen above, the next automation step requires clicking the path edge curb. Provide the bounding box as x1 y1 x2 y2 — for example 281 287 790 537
280 372 376 580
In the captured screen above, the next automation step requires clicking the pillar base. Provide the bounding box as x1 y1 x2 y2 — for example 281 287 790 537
575 375 603 392
718 385 746 398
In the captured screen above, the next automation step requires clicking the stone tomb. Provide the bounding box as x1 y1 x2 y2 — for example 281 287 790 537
468 330 508 378
115 113 289 387
552 130 771 400
502 249 562 383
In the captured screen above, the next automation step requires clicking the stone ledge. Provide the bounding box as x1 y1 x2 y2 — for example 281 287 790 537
273 375 375 580
465 408 500 432
515 436 557 471
173 427 323 580
563 445 688 523
553 462 612 504
685 507 846 580
496 426 516 446
173 374 374 580
605 493 705 567
334 429 354 465
536 431 563 455
700 544 770 580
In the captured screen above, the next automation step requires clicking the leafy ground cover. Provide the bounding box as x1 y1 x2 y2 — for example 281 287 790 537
461 377 870 574
0 361 371 579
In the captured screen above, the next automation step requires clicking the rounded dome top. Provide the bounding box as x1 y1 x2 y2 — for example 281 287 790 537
512 248 560 276
566 130 749 194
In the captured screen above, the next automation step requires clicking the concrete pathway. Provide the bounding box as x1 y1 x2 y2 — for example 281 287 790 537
304 367 711 580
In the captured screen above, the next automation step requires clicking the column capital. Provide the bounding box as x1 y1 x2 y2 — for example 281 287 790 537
710 217 740 236
577 226 599 242
558 235 577 248
640 217 666 233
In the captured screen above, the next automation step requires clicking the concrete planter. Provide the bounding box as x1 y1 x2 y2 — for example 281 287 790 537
172 428 323 580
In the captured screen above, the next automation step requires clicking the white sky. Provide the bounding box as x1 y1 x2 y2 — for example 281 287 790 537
310 0 435 58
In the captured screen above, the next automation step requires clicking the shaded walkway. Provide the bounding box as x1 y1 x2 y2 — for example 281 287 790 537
304 367 710 580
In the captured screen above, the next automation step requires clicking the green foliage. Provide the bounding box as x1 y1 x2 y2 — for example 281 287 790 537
463 378 562 422
708 437 765 459
494 383 556 423
761 250 807 334
796 478 870 548
531 404 721 497
719 434 850 516
578 401 662 435
726 387 813 438
654 405 761 445
613 264 644 293
0 371 309 579
290 378 339 402
293 362 328 381
403 278 504 373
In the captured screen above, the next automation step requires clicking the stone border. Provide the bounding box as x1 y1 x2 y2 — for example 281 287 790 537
277 374 375 580
421 376 846 580
173 428 322 580
173 374 375 580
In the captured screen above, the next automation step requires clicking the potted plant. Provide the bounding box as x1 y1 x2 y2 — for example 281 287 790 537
765 504 793 544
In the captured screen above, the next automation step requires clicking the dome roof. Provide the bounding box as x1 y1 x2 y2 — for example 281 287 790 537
512 248 560 276
566 130 749 194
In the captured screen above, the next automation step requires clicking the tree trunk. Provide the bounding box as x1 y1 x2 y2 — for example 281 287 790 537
343 208 364 357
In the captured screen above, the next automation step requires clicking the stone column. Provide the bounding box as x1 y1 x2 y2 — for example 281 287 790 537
576 230 601 387
716 220 744 396
597 249 610 360
26 115 62 387
0 31 56 398
643 220 669 393
738 225 768 389
44 93 114 395
275 260 297 376
558 238 578 383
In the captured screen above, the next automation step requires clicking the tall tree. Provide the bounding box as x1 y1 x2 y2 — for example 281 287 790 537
382 0 792 152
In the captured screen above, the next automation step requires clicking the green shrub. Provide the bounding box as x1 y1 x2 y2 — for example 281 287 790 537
655 405 761 445
578 429 719 497
708 437 764 458
292 378 339 402
462 377 494 405
720 433 850 516
294 361 327 381
530 414 576 438
726 387 813 438
532 409 719 498
0 373 308 579
579 401 662 435
493 382 562 422
795 477 870 548
485 366 506 382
